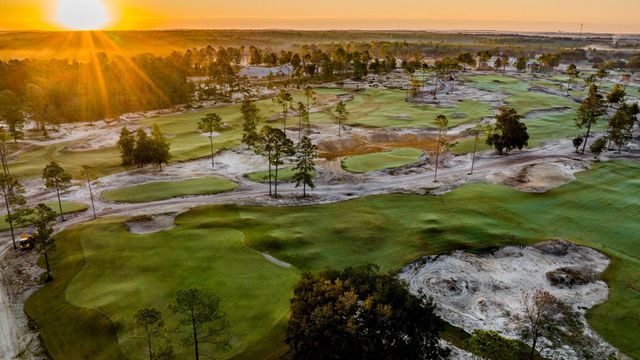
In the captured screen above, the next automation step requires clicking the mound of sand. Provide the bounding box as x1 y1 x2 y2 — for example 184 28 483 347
487 160 586 193
124 214 176 234
399 240 626 359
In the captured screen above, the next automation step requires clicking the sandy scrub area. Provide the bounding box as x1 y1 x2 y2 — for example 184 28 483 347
486 159 588 193
399 240 628 359
0 242 46 359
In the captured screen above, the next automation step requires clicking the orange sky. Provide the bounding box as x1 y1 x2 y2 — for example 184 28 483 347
1 0 639 33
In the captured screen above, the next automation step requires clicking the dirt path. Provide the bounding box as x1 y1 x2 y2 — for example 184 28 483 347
0 244 19 359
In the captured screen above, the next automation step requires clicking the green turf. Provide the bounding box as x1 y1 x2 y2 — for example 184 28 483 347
245 168 316 183
451 110 609 154
342 88 494 128
0 201 88 231
341 147 424 173
9 88 343 178
27 161 640 359
101 177 238 203
465 74 578 115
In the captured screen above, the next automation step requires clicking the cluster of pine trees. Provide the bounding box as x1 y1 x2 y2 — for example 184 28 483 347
117 124 171 168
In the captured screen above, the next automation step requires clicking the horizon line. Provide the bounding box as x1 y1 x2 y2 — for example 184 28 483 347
1 28 639 37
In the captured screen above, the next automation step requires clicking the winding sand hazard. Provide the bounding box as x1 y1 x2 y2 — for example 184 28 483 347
399 240 628 359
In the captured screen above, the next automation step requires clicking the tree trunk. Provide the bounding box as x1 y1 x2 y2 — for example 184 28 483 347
283 107 287 131
191 311 199 360
147 331 153 360
306 98 311 135
56 187 65 221
210 135 215 167
274 163 279 197
267 151 272 196
529 336 538 360
3 195 16 249
581 123 592 155
298 115 302 144
87 179 97 220
43 247 52 281
469 135 479 175
434 132 441 182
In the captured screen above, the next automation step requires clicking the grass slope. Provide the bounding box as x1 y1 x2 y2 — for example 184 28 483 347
26 217 299 360
343 88 493 128
27 161 640 359
101 177 238 203
9 88 342 178
341 147 424 173
0 201 88 231
465 74 578 115
451 110 609 154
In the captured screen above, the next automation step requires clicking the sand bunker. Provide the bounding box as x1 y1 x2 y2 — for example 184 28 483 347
316 131 442 159
124 214 176 234
399 240 626 359
487 160 586 192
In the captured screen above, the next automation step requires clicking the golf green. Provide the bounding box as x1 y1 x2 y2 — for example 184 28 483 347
101 176 238 203
342 147 424 173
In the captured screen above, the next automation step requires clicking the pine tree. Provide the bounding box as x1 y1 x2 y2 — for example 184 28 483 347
198 113 223 167
487 107 529 155
241 97 261 149
335 101 349 137
294 136 317 197
117 127 136 167
150 124 171 168
42 161 72 221
576 85 606 154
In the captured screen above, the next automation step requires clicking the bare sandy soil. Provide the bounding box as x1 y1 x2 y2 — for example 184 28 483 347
399 240 628 359
0 242 46 360
124 214 177 234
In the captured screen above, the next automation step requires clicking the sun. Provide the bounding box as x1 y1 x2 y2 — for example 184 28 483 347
55 0 110 30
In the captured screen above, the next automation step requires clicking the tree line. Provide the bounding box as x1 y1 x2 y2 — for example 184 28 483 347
0 54 193 130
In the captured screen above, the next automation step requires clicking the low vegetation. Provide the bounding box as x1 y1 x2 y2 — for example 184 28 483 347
101 177 238 203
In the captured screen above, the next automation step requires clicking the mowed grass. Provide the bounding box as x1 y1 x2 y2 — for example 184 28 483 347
451 110 609 154
341 147 424 173
101 176 238 203
26 218 298 360
342 88 493 128
9 88 342 178
27 161 640 359
0 201 88 231
465 74 578 115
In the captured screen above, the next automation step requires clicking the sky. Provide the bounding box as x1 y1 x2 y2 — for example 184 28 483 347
1 0 639 33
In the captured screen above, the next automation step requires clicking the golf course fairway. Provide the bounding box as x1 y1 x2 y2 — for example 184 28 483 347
25 161 640 359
